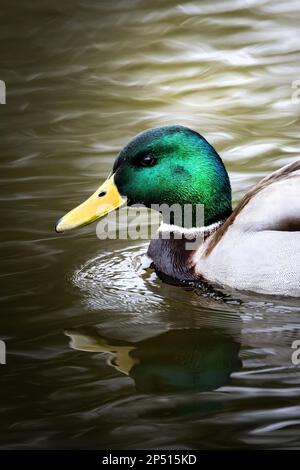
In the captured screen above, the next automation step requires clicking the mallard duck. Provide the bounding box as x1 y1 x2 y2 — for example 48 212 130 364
56 125 300 297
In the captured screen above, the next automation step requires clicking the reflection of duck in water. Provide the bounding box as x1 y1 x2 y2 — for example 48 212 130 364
66 328 241 393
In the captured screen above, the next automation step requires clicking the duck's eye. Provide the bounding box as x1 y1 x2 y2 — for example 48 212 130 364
98 191 107 198
139 155 156 167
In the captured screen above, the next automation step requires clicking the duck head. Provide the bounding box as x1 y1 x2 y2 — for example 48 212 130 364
55 125 232 233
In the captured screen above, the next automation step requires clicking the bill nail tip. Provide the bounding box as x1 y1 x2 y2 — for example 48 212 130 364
55 220 63 233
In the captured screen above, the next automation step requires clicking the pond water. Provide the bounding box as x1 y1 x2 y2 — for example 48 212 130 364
1 0 300 449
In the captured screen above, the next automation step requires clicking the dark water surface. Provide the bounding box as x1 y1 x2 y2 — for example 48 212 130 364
1 0 300 449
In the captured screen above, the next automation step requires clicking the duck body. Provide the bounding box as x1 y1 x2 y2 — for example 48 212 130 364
148 162 300 296
56 125 300 297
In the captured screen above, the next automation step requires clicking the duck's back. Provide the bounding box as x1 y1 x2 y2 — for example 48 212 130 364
198 162 300 296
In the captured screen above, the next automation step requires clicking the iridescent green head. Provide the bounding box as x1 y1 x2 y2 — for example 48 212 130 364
56 125 232 233
113 125 232 226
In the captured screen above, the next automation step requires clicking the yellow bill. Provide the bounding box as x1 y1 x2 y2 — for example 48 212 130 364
55 174 126 233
